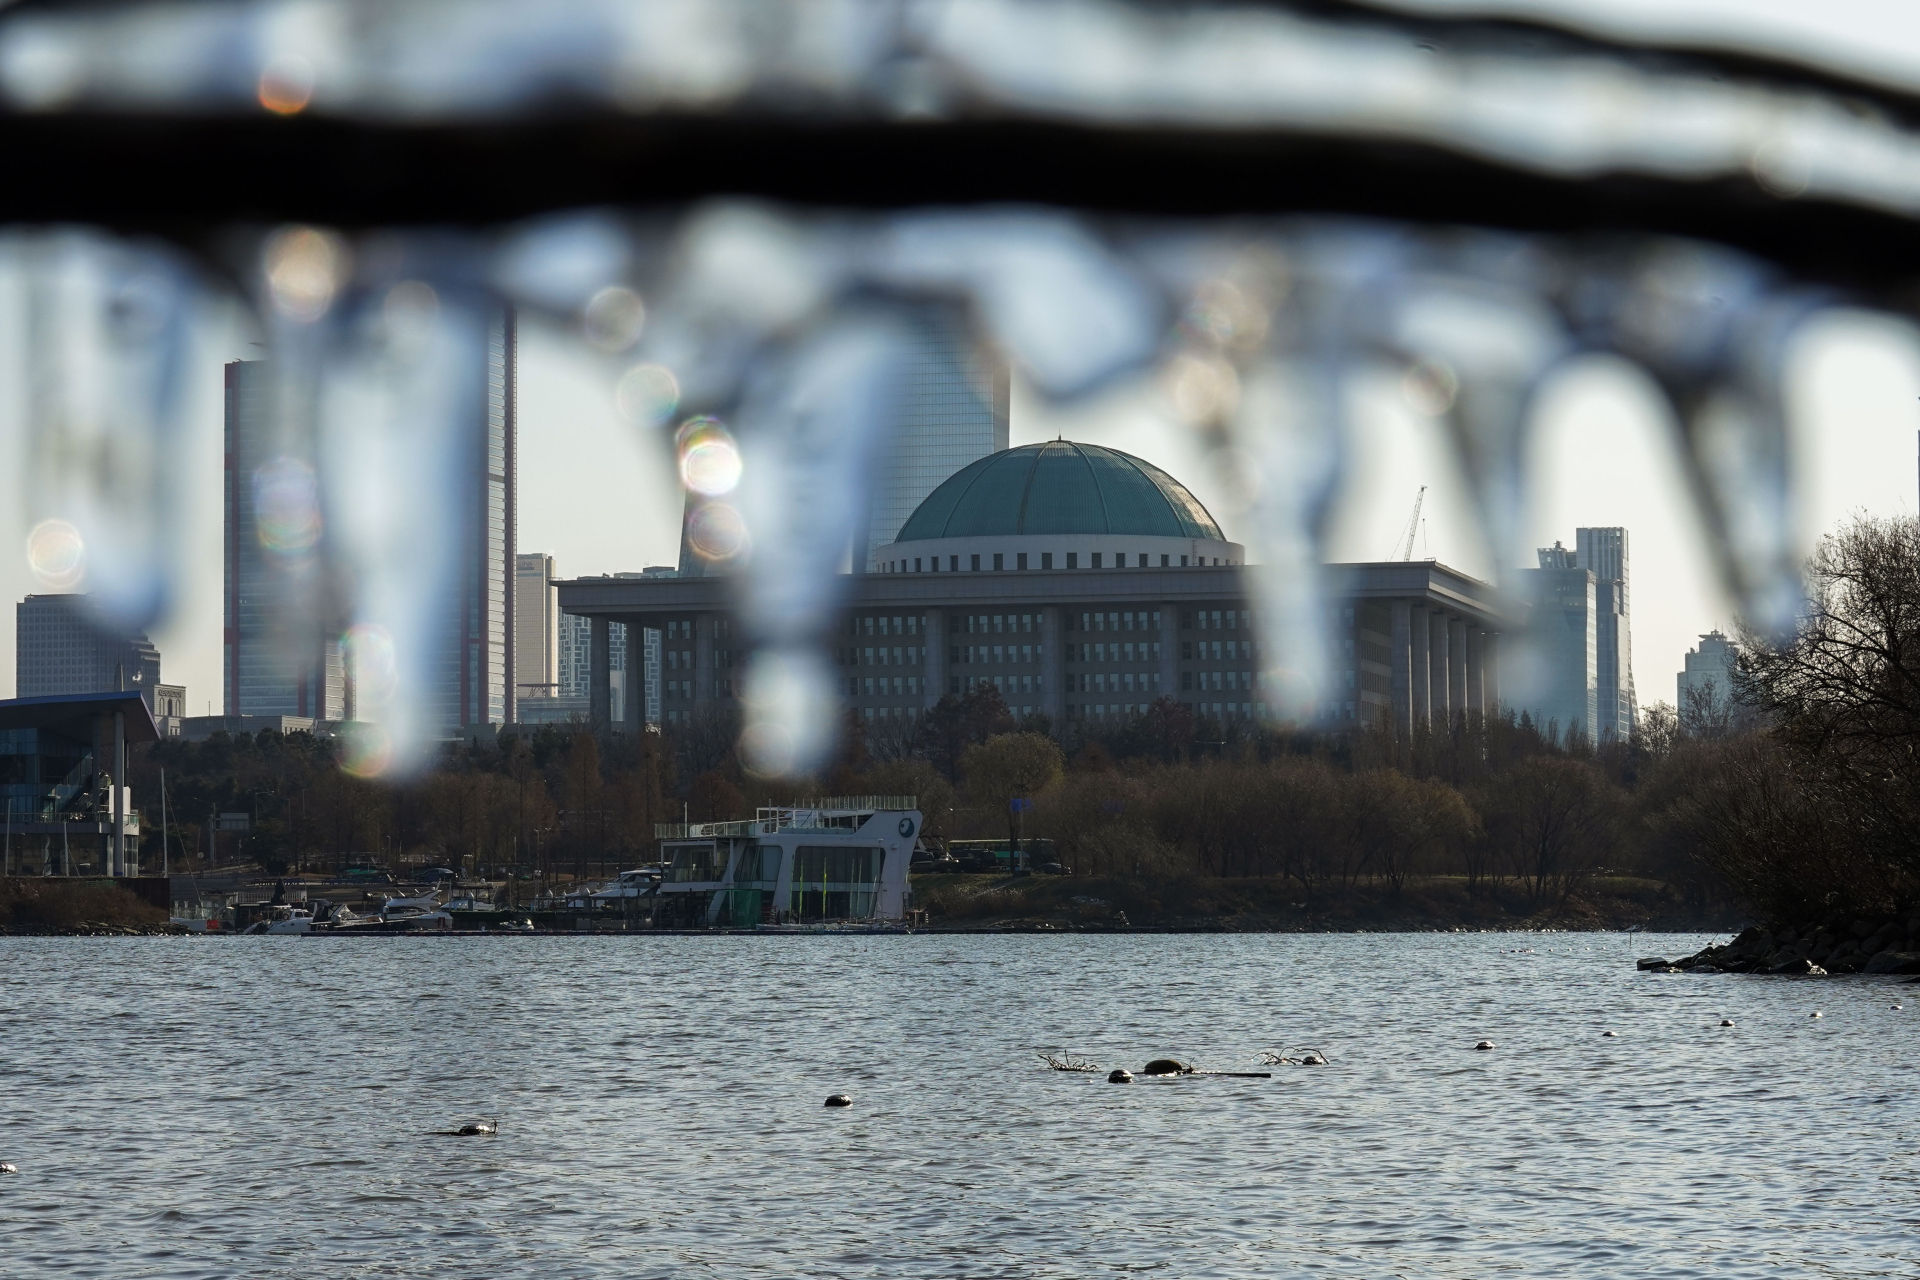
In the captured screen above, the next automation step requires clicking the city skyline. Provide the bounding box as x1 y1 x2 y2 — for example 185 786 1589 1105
2 311 1917 725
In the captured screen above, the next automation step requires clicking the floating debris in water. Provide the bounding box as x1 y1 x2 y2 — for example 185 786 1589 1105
1721 1019 1736 1027
1474 1040 1496 1050
1260 1048 1331 1066
1810 1011 1823 1019
455 1121 496 1136
824 1094 852 1108
1140 1058 1192 1077
1107 1069 1133 1084
0 1162 16 1174
1602 1031 1619 1038
1039 1053 1101 1073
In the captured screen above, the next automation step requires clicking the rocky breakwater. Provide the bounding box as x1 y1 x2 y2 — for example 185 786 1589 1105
1646 910 1920 976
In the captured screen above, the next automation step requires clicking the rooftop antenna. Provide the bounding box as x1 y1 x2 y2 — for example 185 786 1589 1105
1394 486 1427 561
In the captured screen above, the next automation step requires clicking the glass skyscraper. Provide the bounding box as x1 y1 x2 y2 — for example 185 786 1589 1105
1575 526 1636 740
859 305 1010 571
223 359 347 720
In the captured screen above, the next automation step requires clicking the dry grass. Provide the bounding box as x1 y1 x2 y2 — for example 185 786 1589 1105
0 879 170 933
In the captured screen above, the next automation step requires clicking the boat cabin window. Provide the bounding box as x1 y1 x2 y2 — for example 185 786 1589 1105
664 843 729 883
789 846 884 920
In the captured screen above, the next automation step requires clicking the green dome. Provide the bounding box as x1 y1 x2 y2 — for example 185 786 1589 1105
894 442 1225 543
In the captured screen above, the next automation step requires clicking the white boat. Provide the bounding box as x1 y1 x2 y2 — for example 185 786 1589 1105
654 796 920 928
590 869 661 902
241 906 315 935
379 889 444 914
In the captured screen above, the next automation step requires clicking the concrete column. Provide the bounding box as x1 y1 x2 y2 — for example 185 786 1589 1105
1389 599 1412 738
1449 617 1468 721
589 616 612 730
112 709 125 877
1465 626 1485 718
1483 631 1501 714
1159 603 1179 710
1428 612 1450 725
622 621 645 732
1410 604 1431 728
924 610 948 709
693 613 715 713
1042 606 1066 726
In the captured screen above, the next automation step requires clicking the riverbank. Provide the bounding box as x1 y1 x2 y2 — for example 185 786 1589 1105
1661 908 1920 974
0 878 170 934
912 872 1745 933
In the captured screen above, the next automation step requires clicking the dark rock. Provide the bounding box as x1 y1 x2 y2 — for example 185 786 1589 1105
1684 964 1723 974
1768 956 1827 975
824 1094 853 1107
1852 919 1876 938
1107 1069 1133 1084
1865 951 1920 975
1636 957 1673 970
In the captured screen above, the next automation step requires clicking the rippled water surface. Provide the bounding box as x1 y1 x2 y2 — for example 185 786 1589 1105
1 932 1916 1278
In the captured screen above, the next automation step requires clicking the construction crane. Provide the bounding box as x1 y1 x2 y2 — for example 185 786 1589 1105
1394 486 1427 561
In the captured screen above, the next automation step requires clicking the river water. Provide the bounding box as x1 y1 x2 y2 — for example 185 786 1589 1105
0 932 1915 1278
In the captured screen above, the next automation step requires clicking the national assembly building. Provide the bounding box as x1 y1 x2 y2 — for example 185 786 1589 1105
556 441 1514 737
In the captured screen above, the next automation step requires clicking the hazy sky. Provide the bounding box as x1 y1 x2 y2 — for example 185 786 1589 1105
5 1 1920 714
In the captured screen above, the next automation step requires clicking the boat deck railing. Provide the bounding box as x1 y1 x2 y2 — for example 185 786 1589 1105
656 797 916 841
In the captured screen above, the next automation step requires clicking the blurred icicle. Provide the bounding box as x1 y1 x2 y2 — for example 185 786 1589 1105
730 310 912 776
21 231 195 634
877 211 1162 399
315 247 491 777
1573 242 1818 640
1393 274 1567 577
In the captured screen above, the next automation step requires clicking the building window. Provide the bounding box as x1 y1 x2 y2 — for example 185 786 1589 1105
950 556 959 572
1092 552 1102 569
1137 554 1147 567
971 554 981 572
1161 554 1170 567
1042 552 1053 569
1181 556 1189 567
1182 671 1193 691
1017 552 1028 570
994 553 1004 571
1067 552 1078 569
915 558 922 572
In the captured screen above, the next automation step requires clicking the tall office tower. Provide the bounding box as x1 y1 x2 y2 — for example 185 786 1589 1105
1678 630 1740 712
226 310 515 736
859 306 1010 572
451 310 517 731
1574 527 1636 739
16 594 162 697
1515 564 1599 742
223 360 347 720
514 553 558 706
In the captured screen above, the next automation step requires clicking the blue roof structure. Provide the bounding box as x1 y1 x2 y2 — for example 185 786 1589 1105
0 690 160 744
893 441 1225 543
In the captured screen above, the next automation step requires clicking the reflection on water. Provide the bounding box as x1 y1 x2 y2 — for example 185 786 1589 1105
0 933 1913 1277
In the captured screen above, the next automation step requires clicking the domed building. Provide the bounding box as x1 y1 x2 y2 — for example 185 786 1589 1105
871 441 1243 575
557 440 1515 736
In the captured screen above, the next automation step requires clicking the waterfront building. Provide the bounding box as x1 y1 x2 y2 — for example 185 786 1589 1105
0 691 155 876
558 442 1514 733
16 594 179 736
514 553 558 706
1678 630 1741 713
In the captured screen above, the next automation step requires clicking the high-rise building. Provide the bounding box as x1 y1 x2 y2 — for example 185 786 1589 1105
1575 527 1635 739
224 309 515 736
859 306 1010 572
515 553 558 705
16 594 162 698
223 359 347 720
558 611 591 700
1679 630 1740 714
1514 561 1598 742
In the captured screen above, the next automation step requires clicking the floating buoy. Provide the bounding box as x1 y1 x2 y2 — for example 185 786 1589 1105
455 1121 496 1136
1602 1031 1619 1038
0 1162 16 1174
1140 1059 1191 1077
1810 1011 1823 1019
1720 1019 1735 1027
1894 1005 1904 1011
1299 1052 1328 1066
824 1094 852 1108
1107 1069 1133 1084
1473 1040 1496 1050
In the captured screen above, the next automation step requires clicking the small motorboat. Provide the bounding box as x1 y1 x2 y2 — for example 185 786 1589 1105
241 906 315 935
